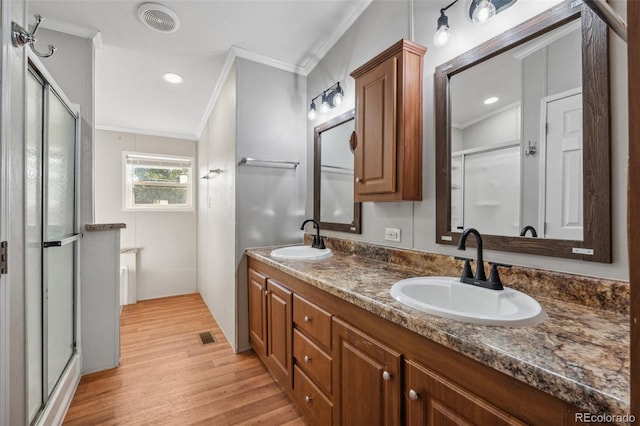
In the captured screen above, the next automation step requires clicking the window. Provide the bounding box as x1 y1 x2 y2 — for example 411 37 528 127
123 152 194 211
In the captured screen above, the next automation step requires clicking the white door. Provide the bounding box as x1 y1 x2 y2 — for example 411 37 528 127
540 91 583 240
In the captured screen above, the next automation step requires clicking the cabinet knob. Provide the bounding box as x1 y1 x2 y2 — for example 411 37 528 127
303 315 311 323
355 177 362 183
304 355 311 363
304 395 312 403
382 371 392 381
349 130 357 153
264 290 269 295
409 389 419 401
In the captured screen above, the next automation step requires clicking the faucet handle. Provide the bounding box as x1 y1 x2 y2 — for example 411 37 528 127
455 256 474 279
488 262 511 289
316 236 326 250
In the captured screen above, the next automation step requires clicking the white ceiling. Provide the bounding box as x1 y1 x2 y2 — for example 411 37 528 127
29 0 371 140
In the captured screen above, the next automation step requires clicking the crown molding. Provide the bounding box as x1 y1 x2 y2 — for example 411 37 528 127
303 0 373 75
95 125 197 141
39 17 103 49
194 0 371 140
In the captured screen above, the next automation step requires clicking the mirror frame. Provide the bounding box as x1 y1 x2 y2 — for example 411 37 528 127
314 109 362 233
435 1 611 262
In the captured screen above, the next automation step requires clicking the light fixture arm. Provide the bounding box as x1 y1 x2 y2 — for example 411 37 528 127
11 14 56 58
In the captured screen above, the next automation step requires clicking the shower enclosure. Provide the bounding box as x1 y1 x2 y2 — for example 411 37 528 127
26 59 80 423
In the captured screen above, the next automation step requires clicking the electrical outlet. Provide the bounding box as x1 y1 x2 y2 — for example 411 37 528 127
385 227 401 242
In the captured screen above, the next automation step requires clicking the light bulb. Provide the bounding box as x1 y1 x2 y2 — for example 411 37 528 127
320 93 330 113
434 25 451 47
434 10 451 47
307 101 317 120
333 93 343 106
472 0 496 23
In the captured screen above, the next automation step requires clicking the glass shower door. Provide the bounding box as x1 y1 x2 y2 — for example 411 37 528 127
43 87 78 396
26 64 79 422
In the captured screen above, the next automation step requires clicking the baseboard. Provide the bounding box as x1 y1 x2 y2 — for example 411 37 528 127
36 354 81 426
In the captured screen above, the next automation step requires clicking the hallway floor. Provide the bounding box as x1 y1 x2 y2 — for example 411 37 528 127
64 293 305 425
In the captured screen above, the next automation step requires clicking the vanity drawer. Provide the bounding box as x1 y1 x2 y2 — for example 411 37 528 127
293 294 332 349
294 365 333 426
294 329 332 395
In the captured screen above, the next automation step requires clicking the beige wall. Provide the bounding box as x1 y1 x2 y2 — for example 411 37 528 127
95 130 197 300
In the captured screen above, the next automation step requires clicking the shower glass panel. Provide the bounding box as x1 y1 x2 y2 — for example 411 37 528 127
26 62 79 421
44 88 77 397
26 70 44 421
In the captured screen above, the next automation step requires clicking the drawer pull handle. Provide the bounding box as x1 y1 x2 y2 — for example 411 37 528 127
382 371 392 381
304 355 311 363
409 389 419 400
303 315 311 323
305 395 312 403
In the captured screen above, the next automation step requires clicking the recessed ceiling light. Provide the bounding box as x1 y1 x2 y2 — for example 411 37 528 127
163 73 183 84
483 96 499 105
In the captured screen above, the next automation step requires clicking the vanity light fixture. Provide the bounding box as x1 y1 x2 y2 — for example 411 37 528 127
307 82 344 120
434 0 515 47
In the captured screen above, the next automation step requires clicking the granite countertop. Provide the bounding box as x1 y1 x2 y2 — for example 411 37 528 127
246 245 630 420
84 223 126 232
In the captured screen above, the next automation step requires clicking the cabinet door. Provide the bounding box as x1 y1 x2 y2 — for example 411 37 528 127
248 269 268 358
333 318 401 426
267 279 293 387
354 55 397 198
405 360 525 425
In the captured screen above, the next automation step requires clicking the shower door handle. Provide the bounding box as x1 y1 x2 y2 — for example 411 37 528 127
43 233 81 248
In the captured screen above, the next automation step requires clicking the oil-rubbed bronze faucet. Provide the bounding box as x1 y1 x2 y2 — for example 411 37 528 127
300 219 326 249
457 228 510 290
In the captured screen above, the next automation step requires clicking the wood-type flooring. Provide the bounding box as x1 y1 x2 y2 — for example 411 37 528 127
63 293 305 425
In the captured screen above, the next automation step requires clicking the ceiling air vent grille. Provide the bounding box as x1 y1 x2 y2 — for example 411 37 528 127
137 3 180 33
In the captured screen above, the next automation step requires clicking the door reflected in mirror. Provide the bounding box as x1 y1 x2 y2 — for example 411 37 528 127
314 110 361 233
449 19 582 239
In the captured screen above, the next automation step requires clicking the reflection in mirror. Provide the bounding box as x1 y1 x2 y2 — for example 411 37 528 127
435 1 611 262
314 110 361 233
450 20 582 239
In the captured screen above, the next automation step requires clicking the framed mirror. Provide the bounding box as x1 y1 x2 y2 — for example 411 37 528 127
314 110 361 233
435 1 611 262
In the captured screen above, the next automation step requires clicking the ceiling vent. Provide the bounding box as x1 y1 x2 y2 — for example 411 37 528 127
137 3 180 33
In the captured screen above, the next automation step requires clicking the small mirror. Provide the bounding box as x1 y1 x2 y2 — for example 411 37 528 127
435 2 611 262
314 110 361 233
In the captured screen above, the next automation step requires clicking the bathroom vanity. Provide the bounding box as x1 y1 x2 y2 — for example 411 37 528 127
246 239 629 425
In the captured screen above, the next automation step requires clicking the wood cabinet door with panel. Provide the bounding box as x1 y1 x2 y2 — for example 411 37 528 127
404 359 525 426
350 39 426 202
266 279 293 388
248 268 268 358
333 318 401 426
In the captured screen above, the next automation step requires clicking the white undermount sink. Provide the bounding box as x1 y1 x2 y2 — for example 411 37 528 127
390 276 547 326
270 245 333 260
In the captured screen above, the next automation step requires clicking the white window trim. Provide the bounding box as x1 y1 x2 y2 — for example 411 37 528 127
122 151 195 212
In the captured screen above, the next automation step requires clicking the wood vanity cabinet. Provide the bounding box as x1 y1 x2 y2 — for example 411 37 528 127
350 39 426 202
404 359 525 425
248 268 293 388
333 318 401 425
248 259 582 426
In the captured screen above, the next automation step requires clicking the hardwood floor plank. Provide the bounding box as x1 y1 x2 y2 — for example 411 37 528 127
64 293 305 425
